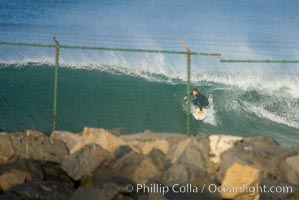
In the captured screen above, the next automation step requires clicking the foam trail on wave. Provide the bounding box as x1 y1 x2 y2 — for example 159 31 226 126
243 102 299 130
203 96 217 126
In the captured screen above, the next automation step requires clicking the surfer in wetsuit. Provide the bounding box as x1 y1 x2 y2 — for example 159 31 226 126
184 88 209 111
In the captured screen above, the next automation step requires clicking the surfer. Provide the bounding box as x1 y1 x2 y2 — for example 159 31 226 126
184 88 209 111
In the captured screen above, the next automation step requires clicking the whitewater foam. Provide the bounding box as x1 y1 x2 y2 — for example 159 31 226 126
243 102 299 130
1 49 299 99
203 96 217 126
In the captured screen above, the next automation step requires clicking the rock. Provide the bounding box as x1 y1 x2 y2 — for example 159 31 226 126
209 134 243 164
39 162 74 183
24 130 44 137
71 177 138 200
0 159 72 183
153 136 216 189
120 130 185 142
95 176 137 199
70 185 135 200
51 130 81 153
0 133 14 164
259 178 299 200
138 140 169 155
62 144 111 180
10 132 68 163
94 146 160 184
0 169 31 191
284 154 299 185
0 194 16 200
69 187 109 200
108 128 135 136
156 163 214 189
6 179 74 200
141 193 166 200
148 148 167 169
167 137 211 172
218 135 297 183
221 162 260 200
244 134 280 146
69 127 123 154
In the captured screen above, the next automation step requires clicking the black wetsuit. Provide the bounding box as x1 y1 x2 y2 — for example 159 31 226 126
191 92 209 109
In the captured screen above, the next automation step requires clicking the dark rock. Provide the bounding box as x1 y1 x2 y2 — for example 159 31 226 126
39 162 74 184
166 136 212 173
148 148 167 169
5 179 74 200
0 159 43 179
10 132 68 163
114 145 134 159
93 146 161 184
0 159 73 184
259 178 299 200
95 176 137 199
0 169 31 191
156 163 213 188
69 186 135 200
62 144 112 181
69 187 107 200
0 194 19 200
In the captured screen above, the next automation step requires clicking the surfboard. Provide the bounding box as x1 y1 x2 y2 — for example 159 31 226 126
190 104 207 120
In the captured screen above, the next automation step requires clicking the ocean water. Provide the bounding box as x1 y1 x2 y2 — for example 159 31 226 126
1 0 299 146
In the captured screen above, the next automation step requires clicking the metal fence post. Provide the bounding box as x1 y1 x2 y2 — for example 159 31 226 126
180 38 191 135
52 36 60 132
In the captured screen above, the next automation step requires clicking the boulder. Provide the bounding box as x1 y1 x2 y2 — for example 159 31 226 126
157 163 213 188
167 136 211 172
69 187 110 200
0 133 14 164
259 178 299 200
120 130 185 142
221 162 260 200
138 139 169 155
10 132 68 163
209 134 243 164
70 186 135 200
24 130 44 137
141 192 166 200
0 159 72 183
0 169 31 191
0 194 16 200
62 144 112 180
218 135 297 182
5 179 74 200
153 136 216 189
69 127 123 154
95 176 137 199
51 130 81 153
94 146 160 184
284 154 299 185
148 148 167 169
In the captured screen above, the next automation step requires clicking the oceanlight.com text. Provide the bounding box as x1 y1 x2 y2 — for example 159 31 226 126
124 183 293 196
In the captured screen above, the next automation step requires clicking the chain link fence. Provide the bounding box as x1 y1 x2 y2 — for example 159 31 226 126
0 39 223 134
1 39 298 138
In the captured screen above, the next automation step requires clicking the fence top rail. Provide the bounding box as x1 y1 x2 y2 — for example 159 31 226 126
0 41 221 57
221 59 299 63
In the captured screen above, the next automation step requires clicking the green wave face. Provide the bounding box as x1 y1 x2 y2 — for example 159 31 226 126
0 63 299 147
